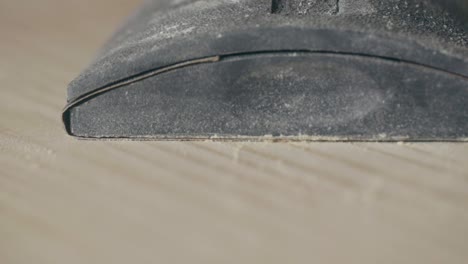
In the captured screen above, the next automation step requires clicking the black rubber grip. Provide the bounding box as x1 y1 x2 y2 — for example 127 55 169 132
64 0 468 140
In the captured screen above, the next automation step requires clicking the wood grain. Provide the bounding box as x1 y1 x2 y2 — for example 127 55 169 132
0 1 467 263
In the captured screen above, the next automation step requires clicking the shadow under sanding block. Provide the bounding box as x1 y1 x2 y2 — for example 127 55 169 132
63 0 468 141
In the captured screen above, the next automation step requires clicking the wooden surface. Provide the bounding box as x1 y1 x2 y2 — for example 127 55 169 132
1 1 468 263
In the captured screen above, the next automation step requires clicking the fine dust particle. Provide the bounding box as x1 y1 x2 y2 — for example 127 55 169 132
232 143 245 162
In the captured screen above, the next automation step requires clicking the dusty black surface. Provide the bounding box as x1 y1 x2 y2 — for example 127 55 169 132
65 0 468 140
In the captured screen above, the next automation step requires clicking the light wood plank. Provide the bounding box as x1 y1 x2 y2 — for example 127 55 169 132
1 1 467 263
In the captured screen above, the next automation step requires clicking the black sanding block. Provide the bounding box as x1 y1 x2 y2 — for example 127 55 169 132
64 0 468 141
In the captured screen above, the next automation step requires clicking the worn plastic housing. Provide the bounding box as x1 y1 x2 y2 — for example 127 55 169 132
64 0 468 140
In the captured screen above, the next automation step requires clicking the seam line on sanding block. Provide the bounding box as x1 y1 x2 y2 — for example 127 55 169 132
64 56 220 112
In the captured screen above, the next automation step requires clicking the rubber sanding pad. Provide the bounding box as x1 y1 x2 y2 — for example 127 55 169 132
64 0 468 141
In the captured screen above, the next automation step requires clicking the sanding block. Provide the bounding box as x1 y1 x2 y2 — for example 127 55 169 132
63 0 468 141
